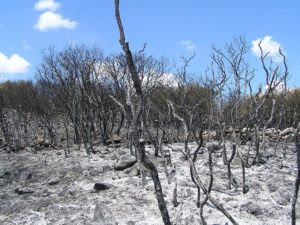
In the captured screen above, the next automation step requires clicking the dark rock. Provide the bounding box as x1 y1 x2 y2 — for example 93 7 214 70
56 151 62 155
106 134 122 145
93 183 111 191
47 177 60 185
15 187 34 195
114 157 137 171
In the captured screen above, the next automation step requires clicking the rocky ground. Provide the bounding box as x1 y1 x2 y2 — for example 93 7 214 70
0 141 299 225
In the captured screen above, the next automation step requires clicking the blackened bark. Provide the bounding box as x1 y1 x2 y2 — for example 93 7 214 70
193 125 204 162
240 157 249 194
227 145 236 190
190 164 201 208
114 1 171 224
199 148 213 225
143 115 160 157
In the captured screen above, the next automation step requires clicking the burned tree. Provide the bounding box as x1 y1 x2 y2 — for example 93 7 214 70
209 37 253 192
114 0 171 224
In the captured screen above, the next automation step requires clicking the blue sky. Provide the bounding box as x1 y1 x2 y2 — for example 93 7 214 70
0 0 299 87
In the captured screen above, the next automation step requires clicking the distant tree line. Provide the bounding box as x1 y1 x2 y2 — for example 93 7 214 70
0 41 298 153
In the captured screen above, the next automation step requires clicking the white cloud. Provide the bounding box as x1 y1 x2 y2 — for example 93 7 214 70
180 40 196 50
35 11 78 31
0 52 30 75
34 0 60 11
160 73 178 87
144 73 178 87
251 36 284 62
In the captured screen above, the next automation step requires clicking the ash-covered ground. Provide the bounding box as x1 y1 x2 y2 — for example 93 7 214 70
0 142 299 225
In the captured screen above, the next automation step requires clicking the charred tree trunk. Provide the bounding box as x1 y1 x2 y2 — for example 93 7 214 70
143 115 160 157
114 1 171 224
193 125 204 162
199 147 213 225
227 144 237 190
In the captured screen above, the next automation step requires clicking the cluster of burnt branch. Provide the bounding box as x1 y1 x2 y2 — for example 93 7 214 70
0 45 171 155
162 36 296 224
1 1 300 224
